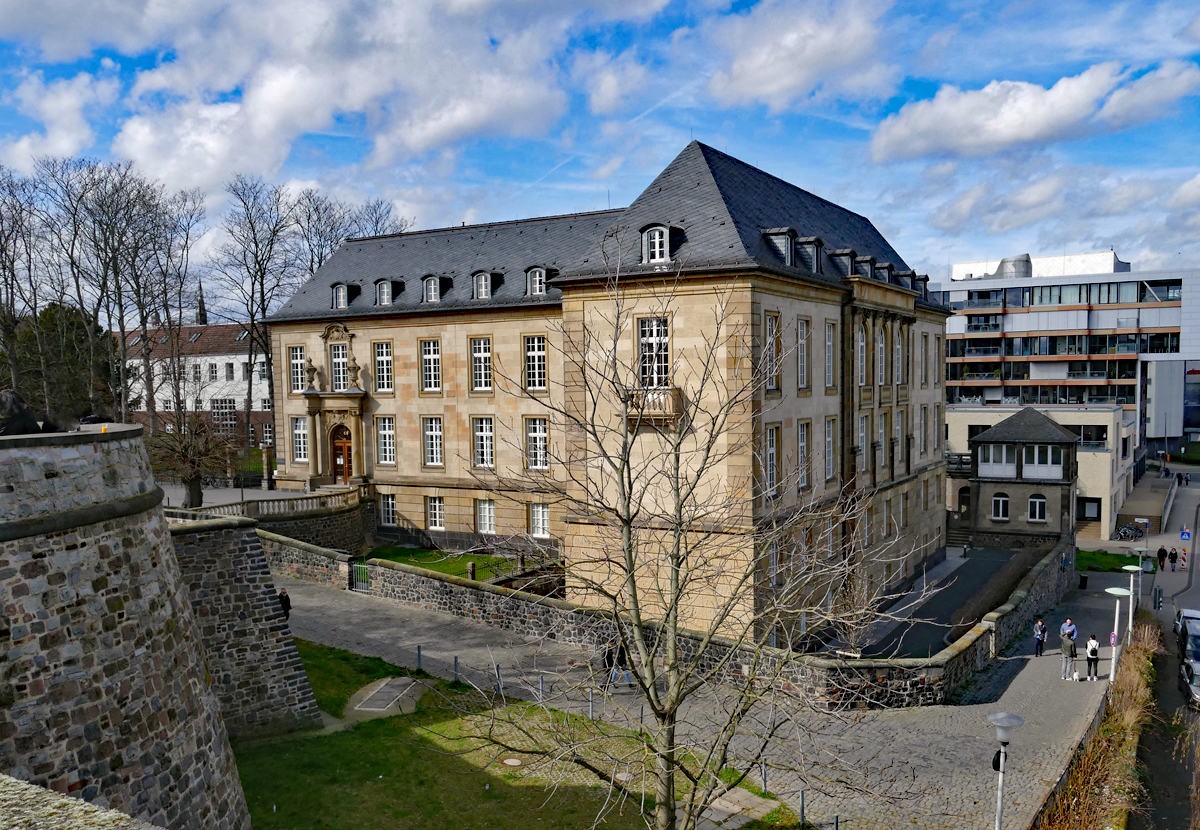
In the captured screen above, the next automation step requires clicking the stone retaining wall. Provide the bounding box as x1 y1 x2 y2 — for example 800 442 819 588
259 529 356 588
264 531 1075 708
170 518 323 738
1 773 166 829
257 501 365 552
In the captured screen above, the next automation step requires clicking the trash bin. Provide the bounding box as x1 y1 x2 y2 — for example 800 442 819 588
1078 574 1089 590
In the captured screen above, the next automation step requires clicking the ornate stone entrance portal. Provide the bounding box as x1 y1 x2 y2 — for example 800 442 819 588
331 424 352 484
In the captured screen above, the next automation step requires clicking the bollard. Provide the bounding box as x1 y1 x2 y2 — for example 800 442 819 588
454 656 458 683
467 561 476 581
417 645 422 672
835 816 839 830
589 687 594 720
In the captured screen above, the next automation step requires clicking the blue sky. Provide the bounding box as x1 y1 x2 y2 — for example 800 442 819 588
1 0 1198 277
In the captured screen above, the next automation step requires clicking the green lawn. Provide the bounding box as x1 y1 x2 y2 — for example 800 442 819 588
1076 549 1157 573
368 543 513 580
236 640 801 830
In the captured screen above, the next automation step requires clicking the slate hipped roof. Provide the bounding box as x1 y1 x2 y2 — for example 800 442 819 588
968 408 1079 445
270 142 915 323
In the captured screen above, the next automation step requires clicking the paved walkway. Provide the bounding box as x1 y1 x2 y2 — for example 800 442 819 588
281 566 1120 830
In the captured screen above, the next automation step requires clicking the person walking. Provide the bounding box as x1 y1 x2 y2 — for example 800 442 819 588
600 640 616 689
613 640 634 689
1034 618 1048 657
1171 548 1179 572
1159 545 1169 572
277 588 291 622
1187 473 1192 486
1060 617 1078 680
1085 634 1101 681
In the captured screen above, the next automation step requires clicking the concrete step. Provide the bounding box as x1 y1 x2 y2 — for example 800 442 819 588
1076 520 1103 540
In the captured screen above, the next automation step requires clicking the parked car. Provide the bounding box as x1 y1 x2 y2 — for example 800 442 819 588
1180 619 1200 662
1174 607 1200 635
1180 661 1200 707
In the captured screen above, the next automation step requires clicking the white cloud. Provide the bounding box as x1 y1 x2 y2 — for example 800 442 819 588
0 71 118 172
1187 12 1200 42
1096 60 1200 128
706 0 896 111
871 63 1123 162
929 182 989 233
572 50 649 116
1167 172 1200 209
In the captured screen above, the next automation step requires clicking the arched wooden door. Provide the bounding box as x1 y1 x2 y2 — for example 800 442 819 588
331 424 352 484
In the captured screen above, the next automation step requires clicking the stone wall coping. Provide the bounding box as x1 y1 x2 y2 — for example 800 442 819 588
257 528 356 562
169 516 260 535
366 556 591 613
0 487 163 543
0 422 142 450
0 774 165 829
257 500 362 522
979 537 1071 626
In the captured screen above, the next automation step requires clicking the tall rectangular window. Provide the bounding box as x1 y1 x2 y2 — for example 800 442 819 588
423 417 443 466
796 319 808 389
638 317 670 388
825 322 836 388
209 363 217 381
261 398 271 411
192 363 202 384
291 417 308 461
895 410 904 463
330 343 348 391
526 418 548 469
262 422 273 446
471 337 492 391
421 340 441 392
935 337 942 385
426 496 445 530
525 335 547 390
376 416 395 464
895 330 903 384
476 500 496 534
935 405 942 448
289 347 305 392
858 415 868 470
764 425 780 496
257 361 267 380
876 330 886 385
764 314 780 391
920 406 928 454
473 417 494 468
921 334 929 385
825 418 836 481
379 494 396 526
878 413 887 463
241 362 249 381
375 342 393 392
529 503 550 537
798 422 809 489
225 362 235 381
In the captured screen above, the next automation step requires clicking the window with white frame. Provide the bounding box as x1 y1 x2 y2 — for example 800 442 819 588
289 347 305 392
895 329 903 384
529 503 550 537
1023 445 1064 479
379 493 396 526
878 413 887 465
209 362 217 382
825 322 835 387
261 398 271 411
797 319 808 389
257 361 267 380
420 340 441 392
225 362 234 381
857 325 867 386
526 417 548 469
194 397 202 412
473 417 494 468
638 317 670 388
262 422 273 446
764 425 780 496
895 410 904 463
423 417 443 466
193 363 202 384
426 496 445 530
423 277 440 303
476 500 495 534
212 398 236 434
764 314 780 391
876 328 886 385
375 341 393 392
992 493 1009 520
376 416 395 464
527 268 546 296
825 418 836 480
330 343 348 391
645 227 668 262
525 335 547 390
1028 494 1047 522
333 284 347 309
979 444 1017 477
376 281 391 306
474 272 491 299
292 417 308 461
159 398 171 413
921 333 929 384
797 422 809 489
242 362 250 381
471 337 492 391
858 415 868 470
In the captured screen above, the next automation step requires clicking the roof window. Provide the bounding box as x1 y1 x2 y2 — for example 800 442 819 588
187 332 203 343
644 226 668 263
236 330 249 341
130 335 142 346
474 272 491 300
527 268 546 296
376 280 392 306
423 276 440 303
333 284 348 309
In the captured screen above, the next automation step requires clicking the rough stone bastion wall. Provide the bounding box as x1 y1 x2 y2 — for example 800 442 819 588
0 425 251 830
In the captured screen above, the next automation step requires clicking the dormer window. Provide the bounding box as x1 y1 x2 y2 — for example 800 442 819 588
765 232 793 266
376 281 392 306
527 268 546 296
187 332 202 343
644 226 668 263
333 284 348 309
474 272 491 300
423 277 440 303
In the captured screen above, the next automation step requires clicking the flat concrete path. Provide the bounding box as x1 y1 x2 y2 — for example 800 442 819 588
281 568 1118 830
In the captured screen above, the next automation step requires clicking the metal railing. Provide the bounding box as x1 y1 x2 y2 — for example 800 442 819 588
627 387 684 422
964 346 1001 356
1067 370 1109 379
1077 441 1109 451
165 488 360 521
963 371 1001 380
945 452 971 475
965 298 1004 309
966 323 1002 333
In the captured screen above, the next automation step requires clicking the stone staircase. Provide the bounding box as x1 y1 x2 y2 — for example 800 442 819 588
1075 520 1103 541
946 526 971 547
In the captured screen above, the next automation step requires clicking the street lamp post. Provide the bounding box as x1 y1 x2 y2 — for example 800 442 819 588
1105 586 1132 676
987 712 1024 830
1121 565 1140 642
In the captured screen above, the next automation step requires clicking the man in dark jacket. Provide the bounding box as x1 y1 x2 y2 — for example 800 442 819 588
1159 546 1169 572
278 588 291 622
1060 617 1078 680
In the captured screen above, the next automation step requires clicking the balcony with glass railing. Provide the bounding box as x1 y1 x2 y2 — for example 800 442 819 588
966 322 1002 333
964 346 1002 357
1067 370 1109 380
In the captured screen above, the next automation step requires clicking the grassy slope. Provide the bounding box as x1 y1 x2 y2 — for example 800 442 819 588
367 544 511 580
1077 549 1157 573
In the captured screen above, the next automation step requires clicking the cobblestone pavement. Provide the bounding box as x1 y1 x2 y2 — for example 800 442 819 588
282 571 1119 830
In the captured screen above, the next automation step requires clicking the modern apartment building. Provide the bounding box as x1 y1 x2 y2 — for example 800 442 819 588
929 252 1200 460
266 142 949 631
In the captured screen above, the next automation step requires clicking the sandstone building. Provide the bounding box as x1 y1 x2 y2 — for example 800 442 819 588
266 142 949 631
